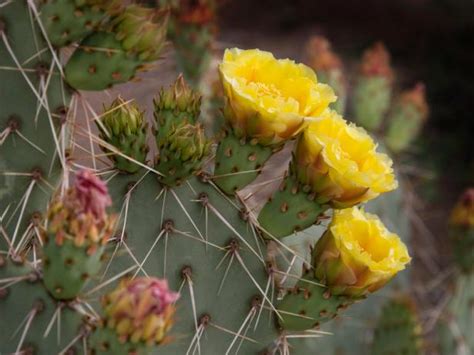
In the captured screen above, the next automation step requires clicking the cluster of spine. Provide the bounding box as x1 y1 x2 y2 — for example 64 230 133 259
304 36 429 154
1 2 417 353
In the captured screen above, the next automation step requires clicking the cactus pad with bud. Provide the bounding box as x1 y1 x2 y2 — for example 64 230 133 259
65 5 168 90
277 208 410 331
88 277 179 353
42 170 116 299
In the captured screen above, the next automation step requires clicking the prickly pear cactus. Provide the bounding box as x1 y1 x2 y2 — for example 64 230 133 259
1 3 413 355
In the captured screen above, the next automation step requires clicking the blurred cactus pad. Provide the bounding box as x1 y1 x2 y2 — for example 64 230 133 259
0 2 424 355
304 36 429 155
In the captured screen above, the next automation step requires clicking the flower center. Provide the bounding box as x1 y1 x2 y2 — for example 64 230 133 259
247 81 283 99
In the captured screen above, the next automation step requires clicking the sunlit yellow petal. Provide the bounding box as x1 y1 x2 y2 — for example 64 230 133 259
219 48 336 145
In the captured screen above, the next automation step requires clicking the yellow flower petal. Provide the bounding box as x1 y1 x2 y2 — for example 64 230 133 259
295 110 397 207
313 207 410 297
219 48 336 145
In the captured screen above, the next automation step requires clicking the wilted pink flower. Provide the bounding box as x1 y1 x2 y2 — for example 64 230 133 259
74 170 112 220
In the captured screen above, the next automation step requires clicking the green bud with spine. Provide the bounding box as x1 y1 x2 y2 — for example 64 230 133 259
277 207 410 331
65 5 168 90
42 170 116 300
352 42 393 131
385 83 429 153
155 120 210 187
154 75 202 149
98 97 149 174
40 0 122 47
371 298 423 355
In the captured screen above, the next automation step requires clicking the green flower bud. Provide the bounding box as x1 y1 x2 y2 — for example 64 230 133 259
98 97 149 173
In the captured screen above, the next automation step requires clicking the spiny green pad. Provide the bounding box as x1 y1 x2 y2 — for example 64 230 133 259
98 97 149 173
213 130 274 195
89 326 149 354
42 239 105 299
0 0 70 252
277 271 353 331
65 31 141 90
258 175 327 239
103 171 279 353
371 298 423 355
0 258 84 353
352 76 392 131
40 0 120 47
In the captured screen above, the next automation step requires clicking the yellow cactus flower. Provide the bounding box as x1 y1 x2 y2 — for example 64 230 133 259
449 188 474 227
313 207 411 297
293 109 397 207
218 48 336 145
